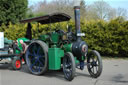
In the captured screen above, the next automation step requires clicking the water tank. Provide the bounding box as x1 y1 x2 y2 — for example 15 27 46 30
0 32 4 48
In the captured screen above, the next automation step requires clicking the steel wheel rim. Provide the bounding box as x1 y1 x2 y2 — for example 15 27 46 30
26 43 45 74
88 54 100 75
63 55 72 79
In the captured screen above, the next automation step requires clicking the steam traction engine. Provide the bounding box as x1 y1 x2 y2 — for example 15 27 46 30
21 5 103 81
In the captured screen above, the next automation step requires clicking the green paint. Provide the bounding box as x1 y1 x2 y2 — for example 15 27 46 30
75 57 79 64
4 37 13 44
51 32 59 44
63 44 72 52
81 56 85 61
48 48 64 70
39 35 49 41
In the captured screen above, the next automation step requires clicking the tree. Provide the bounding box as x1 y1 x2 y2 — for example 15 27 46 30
31 0 74 18
0 0 28 25
80 0 87 19
87 1 116 20
116 7 127 18
26 5 35 18
29 0 87 19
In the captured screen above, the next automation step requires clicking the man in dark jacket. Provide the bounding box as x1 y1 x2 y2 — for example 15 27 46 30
12 40 21 54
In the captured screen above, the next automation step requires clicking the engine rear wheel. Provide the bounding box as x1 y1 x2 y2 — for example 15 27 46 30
63 52 76 81
25 40 48 75
87 50 102 78
12 57 22 70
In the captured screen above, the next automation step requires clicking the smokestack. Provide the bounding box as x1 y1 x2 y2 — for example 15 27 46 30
74 0 81 41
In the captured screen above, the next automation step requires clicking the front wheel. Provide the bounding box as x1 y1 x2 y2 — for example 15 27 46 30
63 52 76 81
87 50 103 78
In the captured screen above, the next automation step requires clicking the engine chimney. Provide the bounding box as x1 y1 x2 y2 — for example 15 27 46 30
74 5 81 41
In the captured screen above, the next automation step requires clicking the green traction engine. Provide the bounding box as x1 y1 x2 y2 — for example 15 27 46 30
21 5 103 81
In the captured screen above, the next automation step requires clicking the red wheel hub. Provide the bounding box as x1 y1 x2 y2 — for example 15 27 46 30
15 60 21 68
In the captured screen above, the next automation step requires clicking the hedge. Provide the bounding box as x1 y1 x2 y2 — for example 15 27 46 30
0 18 128 57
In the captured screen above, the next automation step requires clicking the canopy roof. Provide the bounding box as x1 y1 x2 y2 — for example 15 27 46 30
20 13 71 24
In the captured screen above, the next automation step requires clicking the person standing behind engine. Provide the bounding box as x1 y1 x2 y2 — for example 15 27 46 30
19 40 27 54
19 40 28 64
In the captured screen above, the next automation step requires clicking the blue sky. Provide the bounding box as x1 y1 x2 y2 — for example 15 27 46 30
28 0 128 10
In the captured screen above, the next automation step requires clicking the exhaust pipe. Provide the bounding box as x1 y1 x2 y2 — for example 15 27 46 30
74 6 81 41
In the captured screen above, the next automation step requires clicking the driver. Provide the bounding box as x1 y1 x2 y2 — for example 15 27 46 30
12 40 21 54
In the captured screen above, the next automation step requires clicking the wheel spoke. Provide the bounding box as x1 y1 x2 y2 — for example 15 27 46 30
95 58 99 67
30 59 38 70
29 53 35 57
92 67 95 74
31 57 36 62
37 47 40 54
96 66 98 72
95 57 99 64
31 56 44 72
33 51 36 56
33 43 37 49
90 65 93 69
96 63 99 66
38 54 45 58
35 63 38 71
32 44 37 55
92 57 95 61
68 69 72 76
38 59 44 67
66 63 71 68
66 70 70 77
69 69 72 74
65 69 71 76
64 68 68 75
38 55 45 63
27 51 35 57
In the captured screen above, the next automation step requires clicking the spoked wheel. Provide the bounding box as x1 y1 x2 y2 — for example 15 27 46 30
63 52 76 81
87 50 102 78
25 40 48 75
12 57 22 70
